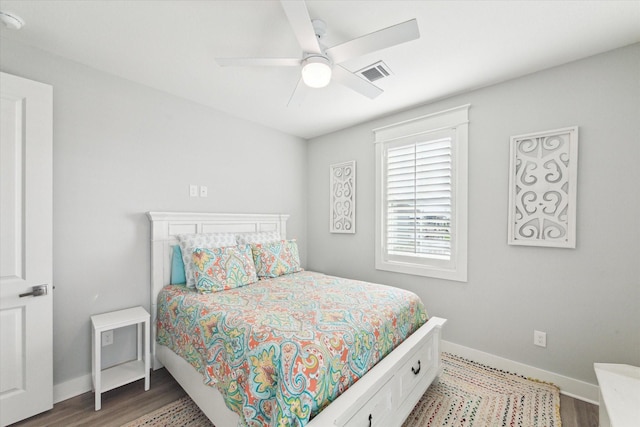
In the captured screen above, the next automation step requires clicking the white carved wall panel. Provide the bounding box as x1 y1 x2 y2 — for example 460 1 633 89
508 127 579 248
330 161 356 233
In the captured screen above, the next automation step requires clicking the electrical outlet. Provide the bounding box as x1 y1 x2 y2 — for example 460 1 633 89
102 330 114 347
534 330 547 348
189 184 198 197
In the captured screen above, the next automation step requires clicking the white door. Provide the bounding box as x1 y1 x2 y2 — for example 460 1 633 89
0 72 53 426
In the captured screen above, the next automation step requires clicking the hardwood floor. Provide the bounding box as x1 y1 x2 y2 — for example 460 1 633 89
12 368 598 426
559 394 600 427
11 369 185 427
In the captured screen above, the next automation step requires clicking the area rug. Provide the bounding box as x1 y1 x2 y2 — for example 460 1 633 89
122 353 561 426
403 353 561 426
121 396 213 426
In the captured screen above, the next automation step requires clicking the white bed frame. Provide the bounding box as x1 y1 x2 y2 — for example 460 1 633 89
147 211 446 427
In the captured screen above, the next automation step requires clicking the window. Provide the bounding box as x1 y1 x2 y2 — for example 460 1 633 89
374 105 469 282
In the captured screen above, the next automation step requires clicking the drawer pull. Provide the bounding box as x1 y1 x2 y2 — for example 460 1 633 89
368 413 372 427
411 360 421 375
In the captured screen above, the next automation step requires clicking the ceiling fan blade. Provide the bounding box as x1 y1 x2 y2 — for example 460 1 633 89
216 58 301 67
280 0 322 54
326 19 420 64
287 78 309 107
332 65 383 99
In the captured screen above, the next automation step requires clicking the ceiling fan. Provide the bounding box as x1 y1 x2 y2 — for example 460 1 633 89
215 0 420 105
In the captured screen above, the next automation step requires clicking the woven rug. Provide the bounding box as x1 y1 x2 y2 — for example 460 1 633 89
403 353 561 426
121 396 213 427
122 353 561 426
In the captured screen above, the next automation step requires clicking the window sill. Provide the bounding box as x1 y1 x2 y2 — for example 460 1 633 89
375 259 467 282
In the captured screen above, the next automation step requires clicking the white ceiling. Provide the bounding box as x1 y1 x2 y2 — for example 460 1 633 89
1 1 639 139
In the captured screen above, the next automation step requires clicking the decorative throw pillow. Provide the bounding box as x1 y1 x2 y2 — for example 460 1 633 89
192 245 258 293
177 233 237 288
236 231 281 245
251 239 302 278
170 245 186 285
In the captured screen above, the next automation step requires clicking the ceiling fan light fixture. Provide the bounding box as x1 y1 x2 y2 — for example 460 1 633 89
301 56 332 88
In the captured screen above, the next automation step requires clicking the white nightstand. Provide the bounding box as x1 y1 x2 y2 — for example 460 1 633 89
91 306 150 411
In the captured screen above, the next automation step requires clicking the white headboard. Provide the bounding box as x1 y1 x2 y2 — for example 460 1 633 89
146 211 289 368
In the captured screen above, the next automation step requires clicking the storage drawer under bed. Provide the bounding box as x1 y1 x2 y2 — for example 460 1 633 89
394 331 438 408
337 323 441 427
341 378 394 427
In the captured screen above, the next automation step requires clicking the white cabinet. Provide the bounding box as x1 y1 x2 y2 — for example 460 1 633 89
91 306 150 410
594 363 640 427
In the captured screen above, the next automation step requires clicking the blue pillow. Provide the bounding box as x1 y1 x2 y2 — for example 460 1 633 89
170 245 186 285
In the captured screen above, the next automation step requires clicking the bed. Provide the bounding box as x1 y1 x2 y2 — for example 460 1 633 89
148 212 446 427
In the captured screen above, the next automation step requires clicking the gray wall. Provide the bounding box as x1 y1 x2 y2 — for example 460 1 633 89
2 34 638 391
1 38 307 385
306 43 640 385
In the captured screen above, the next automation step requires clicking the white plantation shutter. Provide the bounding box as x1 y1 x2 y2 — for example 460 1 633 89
374 104 468 282
386 137 452 260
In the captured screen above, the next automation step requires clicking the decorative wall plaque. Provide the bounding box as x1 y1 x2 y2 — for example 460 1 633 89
508 127 578 248
330 161 356 233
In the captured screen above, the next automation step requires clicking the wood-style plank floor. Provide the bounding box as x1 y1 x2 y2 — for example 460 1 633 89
12 368 598 426
559 393 600 427
11 369 185 427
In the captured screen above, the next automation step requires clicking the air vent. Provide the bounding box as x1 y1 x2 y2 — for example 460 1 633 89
357 61 392 82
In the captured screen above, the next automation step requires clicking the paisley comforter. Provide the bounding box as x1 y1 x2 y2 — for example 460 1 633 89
157 271 428 427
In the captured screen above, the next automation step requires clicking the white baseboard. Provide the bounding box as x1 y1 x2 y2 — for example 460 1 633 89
441 340 600 405
53 373 92 404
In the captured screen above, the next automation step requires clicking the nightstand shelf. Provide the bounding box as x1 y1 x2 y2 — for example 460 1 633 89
91 306 150 411
101 359 146 392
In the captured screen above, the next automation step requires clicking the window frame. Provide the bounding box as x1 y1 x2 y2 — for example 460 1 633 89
374 104 469 282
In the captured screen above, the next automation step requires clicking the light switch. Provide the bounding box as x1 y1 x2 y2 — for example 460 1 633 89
189 184 198 197
200 186 208 197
